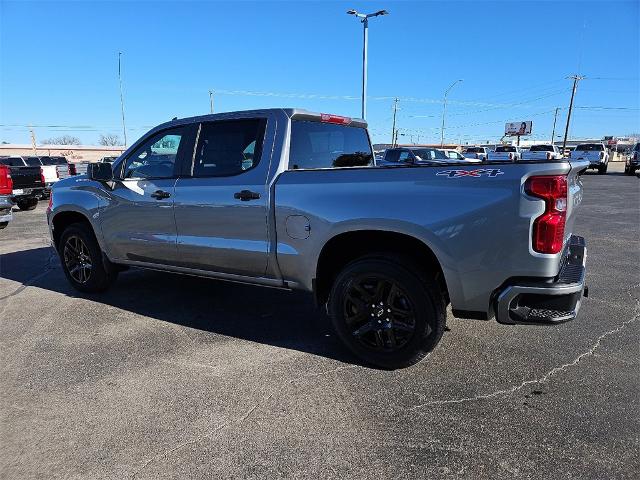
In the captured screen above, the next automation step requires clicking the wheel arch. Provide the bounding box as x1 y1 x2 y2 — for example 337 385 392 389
51 210 98 250
314 230 449 307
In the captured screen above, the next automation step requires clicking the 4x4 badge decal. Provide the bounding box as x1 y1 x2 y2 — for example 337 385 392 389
436 168 504 178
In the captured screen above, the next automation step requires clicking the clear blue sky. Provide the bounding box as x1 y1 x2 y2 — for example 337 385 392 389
1 0 638 146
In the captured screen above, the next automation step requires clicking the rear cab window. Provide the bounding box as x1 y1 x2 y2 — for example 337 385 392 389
24 157 41 166
496 146 517 152
575 144 604 151
530 145 554 152
1 157 26 167
289 121 372 169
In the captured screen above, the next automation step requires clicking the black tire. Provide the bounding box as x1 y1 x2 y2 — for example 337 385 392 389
0 221 8 230
328 254 446 369
17 198 38 211
58 222 118 293
598 164 607 175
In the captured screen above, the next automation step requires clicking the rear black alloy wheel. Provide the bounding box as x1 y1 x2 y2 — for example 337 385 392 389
329 255 446 369
343 275 417 352
63 235 93 284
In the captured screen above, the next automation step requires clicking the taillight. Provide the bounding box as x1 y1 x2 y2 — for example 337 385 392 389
40 167 46 185
546 152 552 160
68 164 77 175
320 113 352 125
56 168 60 178
525 175 568 254
0 165 13 195
508 153 513 161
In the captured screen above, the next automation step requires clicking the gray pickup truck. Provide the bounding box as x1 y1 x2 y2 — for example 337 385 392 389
47 109 589 369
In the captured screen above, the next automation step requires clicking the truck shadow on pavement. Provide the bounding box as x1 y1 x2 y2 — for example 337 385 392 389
1 246 360 366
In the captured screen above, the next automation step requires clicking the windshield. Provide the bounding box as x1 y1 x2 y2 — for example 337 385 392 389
464 147 483 153
575 144 604 151
530 145 554 152
40 157 57 165
24 157 42 166
496 146 516 152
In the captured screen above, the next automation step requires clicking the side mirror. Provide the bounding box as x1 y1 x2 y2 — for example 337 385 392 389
88 162 113 182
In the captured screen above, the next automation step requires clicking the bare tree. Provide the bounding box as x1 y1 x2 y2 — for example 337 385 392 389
41 135 81 145
99 133 122 146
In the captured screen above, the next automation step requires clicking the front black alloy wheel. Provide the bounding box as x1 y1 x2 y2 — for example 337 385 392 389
58 222 117 293
63 235 93 284
329 255 446 369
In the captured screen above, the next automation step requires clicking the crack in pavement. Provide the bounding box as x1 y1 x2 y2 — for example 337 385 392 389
409 302 640 409
129 363 359 479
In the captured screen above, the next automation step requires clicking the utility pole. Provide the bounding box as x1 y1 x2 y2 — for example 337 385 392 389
391 97 399 147
551 107 560 145
29 125 37 154
562 75 584 153
209 90 214 113
118 52 127 147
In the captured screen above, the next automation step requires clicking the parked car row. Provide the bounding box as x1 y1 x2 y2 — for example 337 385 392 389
0 155 89 231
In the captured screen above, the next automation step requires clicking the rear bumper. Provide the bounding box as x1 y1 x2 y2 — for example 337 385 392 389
495 235 587 325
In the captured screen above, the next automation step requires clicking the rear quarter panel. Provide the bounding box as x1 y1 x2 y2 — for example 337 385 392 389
274 161 576 312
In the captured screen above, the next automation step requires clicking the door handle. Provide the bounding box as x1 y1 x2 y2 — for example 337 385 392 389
234 190 261 201
150 190 171 200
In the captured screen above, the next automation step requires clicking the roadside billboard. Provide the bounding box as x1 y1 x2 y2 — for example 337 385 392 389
505 121 532 136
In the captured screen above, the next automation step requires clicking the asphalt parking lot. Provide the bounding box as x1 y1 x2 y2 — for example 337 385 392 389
0 162 638 479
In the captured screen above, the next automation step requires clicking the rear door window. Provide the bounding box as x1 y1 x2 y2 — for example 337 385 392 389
289 121 372 169
192 119 265 177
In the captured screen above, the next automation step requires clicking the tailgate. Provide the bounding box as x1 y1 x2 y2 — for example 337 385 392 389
10 167 43 189
564 158 588 246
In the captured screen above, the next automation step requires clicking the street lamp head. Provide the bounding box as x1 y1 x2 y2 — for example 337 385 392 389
346 9 358 15
374 10 389 16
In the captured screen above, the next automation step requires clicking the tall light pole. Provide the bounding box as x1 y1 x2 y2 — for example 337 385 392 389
209 90 214 114
440 79 463 147
562 75 584 153
347 9 389 120
118 52 127 147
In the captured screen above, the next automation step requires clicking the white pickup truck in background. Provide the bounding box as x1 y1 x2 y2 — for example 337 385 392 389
521 144 563 161
570 143 609 174
487 145 522 162
18 156 58 197
462 146 489 161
